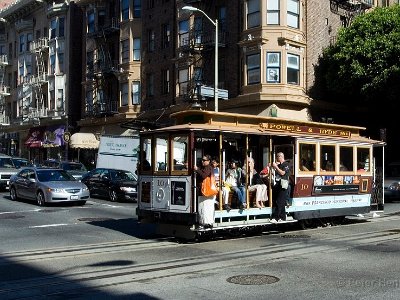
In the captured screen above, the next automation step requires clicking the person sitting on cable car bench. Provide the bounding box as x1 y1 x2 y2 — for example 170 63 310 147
222 159 246 210
243 157 268 209
270 152 290 223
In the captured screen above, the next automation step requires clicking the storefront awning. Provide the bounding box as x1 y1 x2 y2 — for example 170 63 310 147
69 133 99 149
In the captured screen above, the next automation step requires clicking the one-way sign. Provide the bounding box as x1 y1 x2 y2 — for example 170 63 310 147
200 85 228 100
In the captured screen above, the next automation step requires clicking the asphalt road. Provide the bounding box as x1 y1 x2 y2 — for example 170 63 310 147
1 193 400 300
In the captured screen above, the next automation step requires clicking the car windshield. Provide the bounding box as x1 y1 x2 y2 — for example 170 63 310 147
62 162 87 172
0 157 15 168
110 170 137 181
37 170 76 182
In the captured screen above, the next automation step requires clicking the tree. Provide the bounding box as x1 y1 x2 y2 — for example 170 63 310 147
310 5 400 157
312 5 400 107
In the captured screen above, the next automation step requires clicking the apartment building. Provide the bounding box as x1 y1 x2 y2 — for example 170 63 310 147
0 0 83 162
0 0 393 160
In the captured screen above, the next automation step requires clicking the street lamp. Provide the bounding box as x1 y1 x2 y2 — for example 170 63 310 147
182 5 218 112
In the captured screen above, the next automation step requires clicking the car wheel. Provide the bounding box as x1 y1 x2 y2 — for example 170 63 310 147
10 187 18 201
37 191 46 207
109 190 118 202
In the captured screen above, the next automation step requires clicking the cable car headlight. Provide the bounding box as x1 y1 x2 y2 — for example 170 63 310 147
120 186 136 192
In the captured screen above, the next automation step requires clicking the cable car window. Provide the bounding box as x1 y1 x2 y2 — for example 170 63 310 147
299 143 316 172
357 147 370 172
320 144 336 172
172 135 188 171
155 137 168 172
140 137 152 173
339 146 354 172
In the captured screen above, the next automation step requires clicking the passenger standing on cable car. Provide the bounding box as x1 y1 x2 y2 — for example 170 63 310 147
193 155 215 229
270 152 290 223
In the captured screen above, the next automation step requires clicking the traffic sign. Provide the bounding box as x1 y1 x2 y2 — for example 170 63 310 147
200 85 228 100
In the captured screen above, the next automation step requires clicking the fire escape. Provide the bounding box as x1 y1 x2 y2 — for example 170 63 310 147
85 17 120 117
330 0 374 27
178 1 226 104
0 53 10 125
28 37 49 120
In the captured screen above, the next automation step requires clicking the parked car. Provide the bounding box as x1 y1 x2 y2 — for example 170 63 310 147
81 168 138 202
12 157 33 169
384 161 400 201
42 159 88 181
9 167 90 206
0 153 19 191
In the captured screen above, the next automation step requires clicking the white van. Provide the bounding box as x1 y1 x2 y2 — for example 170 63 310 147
96 136 139 174
0 154 19 190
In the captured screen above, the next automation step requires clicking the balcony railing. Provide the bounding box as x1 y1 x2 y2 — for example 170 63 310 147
29 108 48 118
0 114 10 125
0 85 11 96
0 54 9 66
30 38 49 53
30 74 48 85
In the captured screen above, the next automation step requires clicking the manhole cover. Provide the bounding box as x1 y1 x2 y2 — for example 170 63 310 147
78 217 114 222
281 234 310 239
227 274 279 285
0 214 25 220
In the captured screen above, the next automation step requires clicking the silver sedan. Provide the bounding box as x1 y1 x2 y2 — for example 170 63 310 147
9 167 90 206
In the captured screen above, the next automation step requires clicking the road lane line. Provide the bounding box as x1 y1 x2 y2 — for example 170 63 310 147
28 223 69 228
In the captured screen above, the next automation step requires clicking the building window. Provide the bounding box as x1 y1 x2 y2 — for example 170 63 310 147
178 69 189 96
267 0 280 25
121 0 129 20
59 17 65 37
87 11 95 33
266 52 280 83
161 69 170 95
287 53 299 85
26 33 33 52
247 0 260 29
147 0 154 9
50 89 55 110
287 0 299 29
121 82 128 106
147 73 154 96
132 38 141 60
247 53 260 85
86 90 93 113
57 89 64 110
87 51 94 73
98 10 106 28
218 6 227 32
19 34 25 53
193 67 203 84
161 23 170 48
132 81 141 104
50 19 57 39
133 0 141 18
148 29 155 52
58 52 64 73
121 39 129 63
194 17 203 45
50 54 56 74
179 20 189 47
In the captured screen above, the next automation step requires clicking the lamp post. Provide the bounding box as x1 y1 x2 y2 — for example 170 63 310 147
182 6 218 112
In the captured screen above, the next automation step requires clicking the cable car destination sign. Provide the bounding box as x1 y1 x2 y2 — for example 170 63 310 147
258 122 351 138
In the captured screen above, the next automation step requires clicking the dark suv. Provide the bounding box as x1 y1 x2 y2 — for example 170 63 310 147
42 159 88 181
